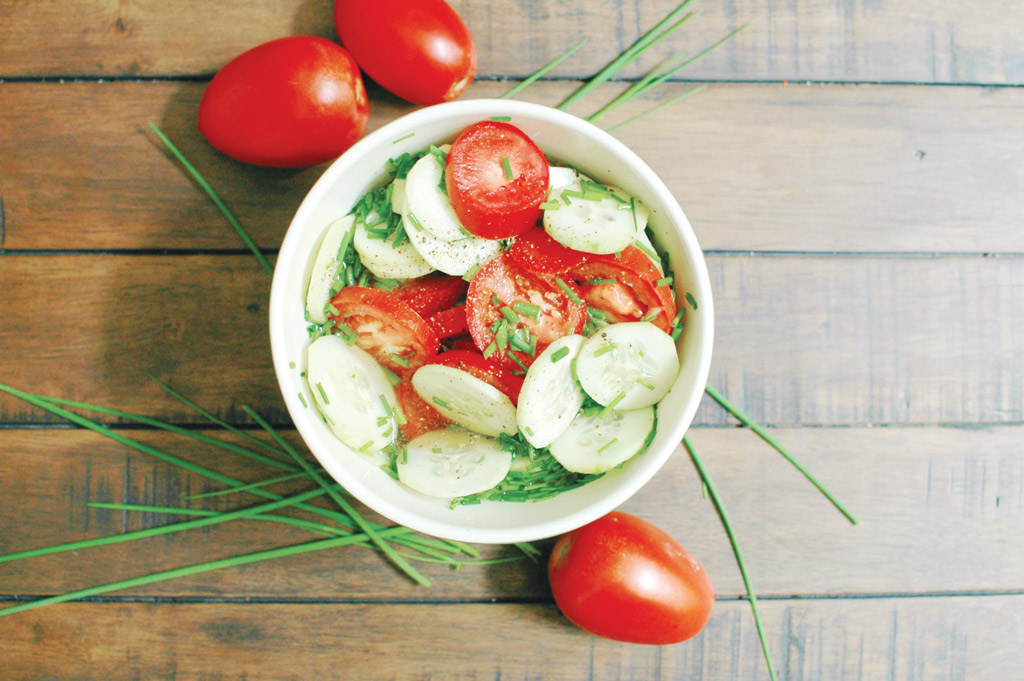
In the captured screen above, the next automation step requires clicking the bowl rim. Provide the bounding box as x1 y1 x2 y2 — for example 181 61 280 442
269 98 714 544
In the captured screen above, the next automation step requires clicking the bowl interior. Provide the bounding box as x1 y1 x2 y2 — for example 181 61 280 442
269 99 713 544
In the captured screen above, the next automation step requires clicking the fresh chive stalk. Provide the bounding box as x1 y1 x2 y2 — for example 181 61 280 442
703 384 860 525
148 123 273 275
500 39 588 99
682 436 778 681
606 85 708 133
557 2 696 111
88 501 343 537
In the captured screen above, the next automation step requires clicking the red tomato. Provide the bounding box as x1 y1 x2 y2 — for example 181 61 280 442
445 121 550 240
329 286 439 372
394 380 449 441
394 273 467 318
507 227 591 275
568 246 677 334
198 36 368 168
334 0 476 105
428 304 469 340
466 253 587 368
548 512 715 645
429 350 524 405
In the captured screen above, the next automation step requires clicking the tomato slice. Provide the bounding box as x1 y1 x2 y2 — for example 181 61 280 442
444 121 550 240
428 304 468 340
329 286 439 372
429 349 524 405
507 227 590 274
393 379 449 441
466 252 587 369
568 246 677 334
394 273 468 318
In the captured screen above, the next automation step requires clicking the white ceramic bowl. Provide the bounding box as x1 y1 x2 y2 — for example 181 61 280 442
269 98 713 544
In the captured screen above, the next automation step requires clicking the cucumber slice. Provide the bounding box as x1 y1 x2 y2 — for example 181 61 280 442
575 322 679 410
543 178 649 255
390 178 408 215
306 335 398 454
548 166 583 192
397 427 513 498
549 405 656 474
411 364 517 438
353 211 433 280
403 212 501 276
404 154 469 242
305 215 355 324
516 334 587 448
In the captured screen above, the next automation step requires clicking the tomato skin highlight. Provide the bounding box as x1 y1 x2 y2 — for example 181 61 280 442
334 0 476 105
445 122 550 240
548 512 714 645
198 36 368 168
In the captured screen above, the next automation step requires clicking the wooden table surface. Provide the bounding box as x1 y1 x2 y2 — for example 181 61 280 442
2 1 1023 679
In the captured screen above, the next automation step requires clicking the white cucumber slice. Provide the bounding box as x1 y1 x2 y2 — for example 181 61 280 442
390 178 408 215
548 166 583 192
403 212 501 276
397 427 512 498
516 334 587 448
549 405 656 474
404 154 469 242
543 179 649 255
306 335 398 454
575 322 679 410
411 364 517 438
353 211 433 280
305 215 355 324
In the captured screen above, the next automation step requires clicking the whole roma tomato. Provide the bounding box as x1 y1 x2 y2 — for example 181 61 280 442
334 0 476 105
548 512 714 645
198 36 369 168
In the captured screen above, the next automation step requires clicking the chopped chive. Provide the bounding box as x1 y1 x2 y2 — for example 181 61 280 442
634 239 660 261
482 341 498 359
462 263 482 282
381 365 403 386
407 212 425 231
390 354 411 367
672 308 687 326
507 352 530 373
582 278 616 286
593 342 617 357
539 201 561 210
555 277 583 305
672 325 684 341
550 347 570 363
637 378 657 390
298 392 308 408
392 132 415 144
495 324 509 351
512 301 542 321
379 394 395 417
490 115 512 122
501 155 515 181
683 436 778 681
702 385 860 525
148 123 273 275
315 382 330 405
523 426 535 437
359 440 376 453
656 277 673 287
500 38 587 99
685 292 699 310
432 396 452 410
501 306 520 325
599 391 627 416
597 438 619 454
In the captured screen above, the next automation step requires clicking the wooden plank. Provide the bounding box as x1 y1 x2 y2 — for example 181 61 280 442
2 254 1021 427
2 0 1023 85
0 595 1020 680
2 81 1022 254
2 426 1022 598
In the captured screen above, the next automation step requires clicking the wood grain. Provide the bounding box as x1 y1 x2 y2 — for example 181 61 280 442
3 426 1022 598
2 1 1023 85
0 595 1019 680
2 81 1021 254
2 255 1021 427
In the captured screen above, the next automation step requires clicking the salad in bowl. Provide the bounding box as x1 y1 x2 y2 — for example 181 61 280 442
270 99 713 543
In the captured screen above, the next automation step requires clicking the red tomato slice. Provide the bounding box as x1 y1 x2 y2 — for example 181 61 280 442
428 304 468 340
444 121 550 240
394 380 449 441
466 252 587 369
329 286 439 372
568 246 677 334
507 227 590 275
394 273 468 318
429 349 524 405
